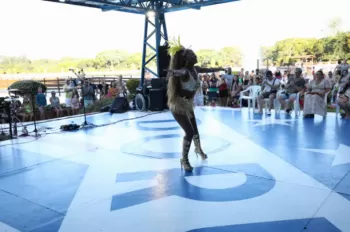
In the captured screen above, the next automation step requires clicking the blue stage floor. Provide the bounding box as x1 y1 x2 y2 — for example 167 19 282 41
0 107 350 232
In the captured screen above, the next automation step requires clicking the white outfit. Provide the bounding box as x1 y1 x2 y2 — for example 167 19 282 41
263 78 281 93
281 77 288 86
303 79 331 117
193 81 204 106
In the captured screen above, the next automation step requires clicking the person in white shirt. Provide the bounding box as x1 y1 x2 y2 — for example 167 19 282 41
194 77 205 106
341 59 349 71
281 71 289 87
334 60 342 75
257 70 281 114
327 71 336 88
223 68 234 91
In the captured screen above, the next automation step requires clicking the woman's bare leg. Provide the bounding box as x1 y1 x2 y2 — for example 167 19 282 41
172 112 195 171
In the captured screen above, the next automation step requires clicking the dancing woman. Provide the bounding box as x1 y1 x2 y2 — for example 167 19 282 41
166 38 225 172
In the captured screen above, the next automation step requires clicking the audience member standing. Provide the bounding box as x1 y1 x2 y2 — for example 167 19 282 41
82 80 94 107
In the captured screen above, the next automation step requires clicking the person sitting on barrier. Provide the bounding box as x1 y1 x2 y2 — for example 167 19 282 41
105 81 120 99
118 75 127 97
64 79 75 116
36 87 47 120
71 92 80 114
50 91 62 118
19 96 33 122
97 80 109 99
166 37 225 172
64 79 74 107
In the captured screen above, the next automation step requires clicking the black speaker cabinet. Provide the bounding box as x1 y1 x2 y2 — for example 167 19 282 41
151 78 165 89
149 89 164 111
159 45 171 78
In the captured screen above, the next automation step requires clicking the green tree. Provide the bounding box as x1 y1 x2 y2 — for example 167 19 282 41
196 49 217 67
333 32 350 59
125 52 142 70
195 47 242 67
219 47 242 66
95 50 129 69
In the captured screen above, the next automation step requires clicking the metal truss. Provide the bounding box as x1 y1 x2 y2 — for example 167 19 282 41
42 0 238 84
43 0 238 14
140 12 168 86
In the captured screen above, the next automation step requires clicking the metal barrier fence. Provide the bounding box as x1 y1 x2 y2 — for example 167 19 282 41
0 75 139 96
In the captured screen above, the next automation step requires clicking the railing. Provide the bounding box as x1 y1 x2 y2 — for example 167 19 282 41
0 75 139 96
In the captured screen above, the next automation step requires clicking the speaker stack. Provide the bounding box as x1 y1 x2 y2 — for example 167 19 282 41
136 45 170 112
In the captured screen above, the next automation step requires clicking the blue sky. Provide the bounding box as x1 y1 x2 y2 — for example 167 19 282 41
0 0 349 64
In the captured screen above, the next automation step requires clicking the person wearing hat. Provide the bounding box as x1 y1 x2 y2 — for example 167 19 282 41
50 91 62 118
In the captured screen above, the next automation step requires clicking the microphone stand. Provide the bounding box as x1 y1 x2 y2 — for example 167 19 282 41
69 69 94 129
6 103 13 139
30 83 40 137
80 84 94 129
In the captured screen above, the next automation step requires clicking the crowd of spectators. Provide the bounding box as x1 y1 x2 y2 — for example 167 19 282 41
3 69 128 122
194 59 350 119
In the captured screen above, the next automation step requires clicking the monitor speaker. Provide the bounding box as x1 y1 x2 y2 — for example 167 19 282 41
158 45 171 78
110 97 129 113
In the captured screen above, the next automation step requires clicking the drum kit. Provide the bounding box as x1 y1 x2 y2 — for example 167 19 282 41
0 89 25 138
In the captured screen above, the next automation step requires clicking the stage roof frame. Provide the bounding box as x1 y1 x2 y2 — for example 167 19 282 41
42 0 239 93
43 0 238 14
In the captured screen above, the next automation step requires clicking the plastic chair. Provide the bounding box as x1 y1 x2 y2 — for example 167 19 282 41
274 89 285 114
335 93 340 117
264 93 281 114
323 91 330 117
275 91 302 116
239 85 261 112
294 92 301 116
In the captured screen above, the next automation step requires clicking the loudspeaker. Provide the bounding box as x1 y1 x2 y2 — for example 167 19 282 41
163 89 168 109
159 45 171 78
149 89 164 111
110 97 129 114
151 78 165 89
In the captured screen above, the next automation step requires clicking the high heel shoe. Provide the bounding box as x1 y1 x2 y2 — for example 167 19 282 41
180 139 193 172
180 158 193 172
193 134 208 160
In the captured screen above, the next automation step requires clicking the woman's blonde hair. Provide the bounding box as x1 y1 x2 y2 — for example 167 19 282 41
167 48 189 107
